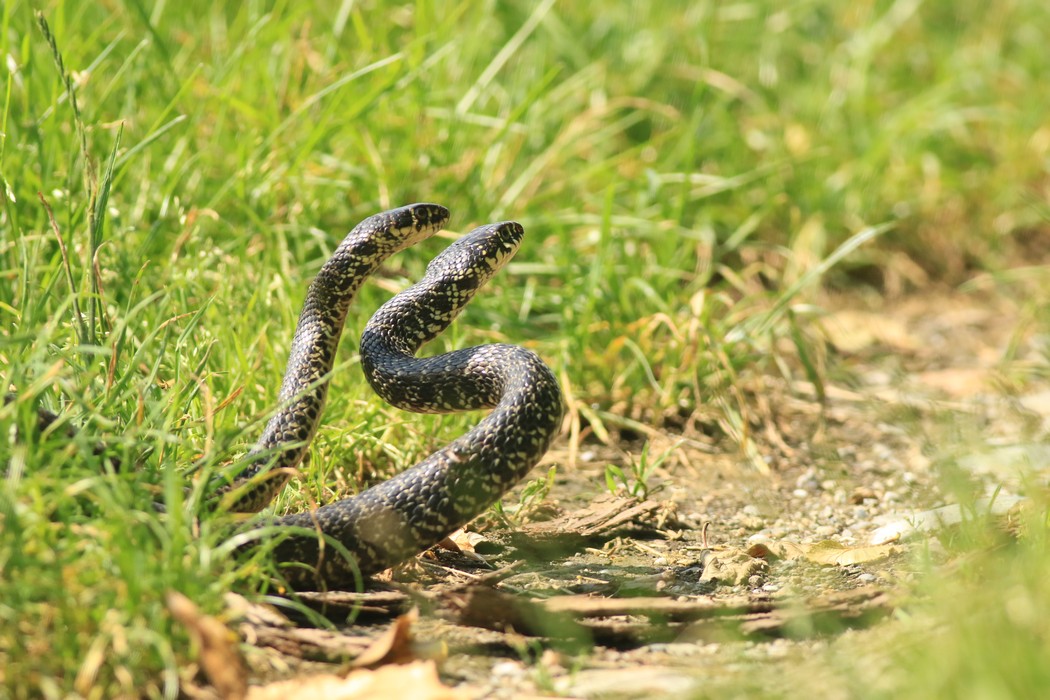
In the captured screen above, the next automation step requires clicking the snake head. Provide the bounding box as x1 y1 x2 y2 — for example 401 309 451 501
425 221 525 284
376 203 451 251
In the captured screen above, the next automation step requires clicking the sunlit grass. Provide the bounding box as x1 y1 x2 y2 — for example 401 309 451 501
1 0 1048 696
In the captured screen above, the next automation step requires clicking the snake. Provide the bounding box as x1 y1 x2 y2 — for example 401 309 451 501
221 203 564 589
13 203 563 589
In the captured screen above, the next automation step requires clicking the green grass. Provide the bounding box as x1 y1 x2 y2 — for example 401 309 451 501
1 0 1048 697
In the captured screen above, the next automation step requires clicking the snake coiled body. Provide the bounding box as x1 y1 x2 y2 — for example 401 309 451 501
247 205 563 588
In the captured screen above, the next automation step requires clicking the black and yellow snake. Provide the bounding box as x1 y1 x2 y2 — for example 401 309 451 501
212 203 562 587
19 204 562 589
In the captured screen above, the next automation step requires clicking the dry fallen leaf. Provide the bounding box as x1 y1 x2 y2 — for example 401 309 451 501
352 609 420 669
166 591 248 700
352 609 444 668
749 540 900 566
247 660 465 700
437 528 490 554
803 541 901 566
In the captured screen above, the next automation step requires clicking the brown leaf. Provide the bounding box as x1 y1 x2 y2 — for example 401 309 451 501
437 528 489 554
802 541 901 566
352 609 440 669
166 591 247 700
247 661 465 700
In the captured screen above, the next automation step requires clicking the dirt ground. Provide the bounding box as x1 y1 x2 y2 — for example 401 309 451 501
186 286 1048 699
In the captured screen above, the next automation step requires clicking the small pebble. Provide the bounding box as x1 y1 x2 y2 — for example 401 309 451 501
491 661 525 678
762 583 780 592
793 489 809 498
858 573 877 583
743 504 760 516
